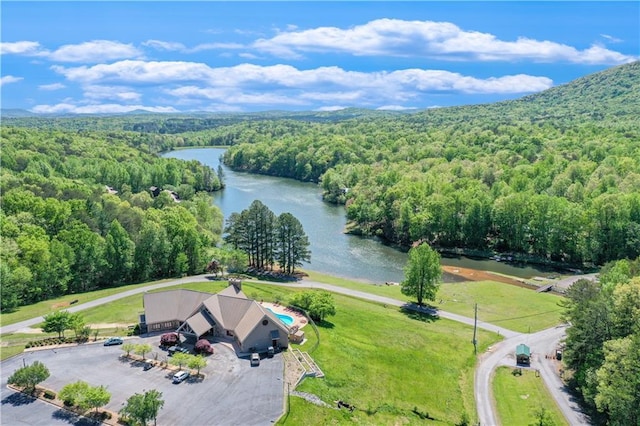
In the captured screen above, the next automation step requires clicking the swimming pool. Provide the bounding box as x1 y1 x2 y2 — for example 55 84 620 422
267 308 295 326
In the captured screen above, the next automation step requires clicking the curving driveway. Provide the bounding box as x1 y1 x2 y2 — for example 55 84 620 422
2 274 590 425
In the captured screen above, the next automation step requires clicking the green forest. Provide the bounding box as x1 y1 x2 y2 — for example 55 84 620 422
0 127 224 311
562 257 640 425
3 62 639 313
219 62 640 267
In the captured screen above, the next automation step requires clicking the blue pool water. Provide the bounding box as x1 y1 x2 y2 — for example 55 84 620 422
267 308 295 326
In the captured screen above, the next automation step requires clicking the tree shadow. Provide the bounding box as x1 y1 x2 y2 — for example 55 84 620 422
315 320 335 329
117 355 131 364
51 408 97 425
186 375 204 384
1 391 36 407
400 304 439 323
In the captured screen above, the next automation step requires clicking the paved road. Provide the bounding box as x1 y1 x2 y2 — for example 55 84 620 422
474 325 589 426
552 273 598 293
2 274 589 425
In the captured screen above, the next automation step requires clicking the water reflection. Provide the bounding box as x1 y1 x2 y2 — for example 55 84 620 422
165 148 551 283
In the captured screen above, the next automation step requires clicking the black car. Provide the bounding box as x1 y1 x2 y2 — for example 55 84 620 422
168 345 190 355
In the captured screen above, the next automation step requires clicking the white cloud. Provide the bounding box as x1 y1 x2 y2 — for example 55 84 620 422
0 75 23 86
376 105 417 111
164 85 308 106
31 102 178 114
316 106 347 111
252 18 638 65
51 60 216 83
188 42 244 53
83 85 141 102
143 40 186 51
50 60 553 109
48 40 142 63
38 83 66 91
600 34 622 43
0 41 47 56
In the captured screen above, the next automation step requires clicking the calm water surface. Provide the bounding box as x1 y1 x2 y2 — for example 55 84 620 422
165 148 550 283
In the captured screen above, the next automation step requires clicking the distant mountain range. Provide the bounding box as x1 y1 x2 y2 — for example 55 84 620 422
2 61 638 124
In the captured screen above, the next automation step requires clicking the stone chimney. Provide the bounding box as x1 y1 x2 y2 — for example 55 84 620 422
228 278 242 291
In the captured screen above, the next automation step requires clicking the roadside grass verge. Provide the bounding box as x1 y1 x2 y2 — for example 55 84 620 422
0 278 181 327
0 332 56 360
437 281 564 333
283 292 501 426
493 366 568 426
301 271 565 333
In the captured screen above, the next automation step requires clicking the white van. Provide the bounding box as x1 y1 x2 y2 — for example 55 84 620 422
172 370 190 383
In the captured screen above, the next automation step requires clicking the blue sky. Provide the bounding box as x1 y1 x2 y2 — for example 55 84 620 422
1 2 638 114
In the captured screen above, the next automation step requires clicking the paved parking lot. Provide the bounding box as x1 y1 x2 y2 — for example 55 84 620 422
1 336 285 425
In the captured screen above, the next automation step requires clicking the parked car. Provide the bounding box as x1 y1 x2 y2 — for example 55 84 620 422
103 337 123 346
172 370 190 383
168 345 190 356
267 346 275 358
250 352 260 366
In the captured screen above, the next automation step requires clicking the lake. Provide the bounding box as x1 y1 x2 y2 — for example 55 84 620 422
165 148 551 283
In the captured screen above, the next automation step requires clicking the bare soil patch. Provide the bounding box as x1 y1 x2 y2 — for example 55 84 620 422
443 265 527 287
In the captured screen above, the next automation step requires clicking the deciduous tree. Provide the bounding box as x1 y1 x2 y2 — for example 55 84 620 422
187 355 207 375
134 343 153 361
8 361 50 394
401 243 442 306
120 389 164 426
42 310 72 338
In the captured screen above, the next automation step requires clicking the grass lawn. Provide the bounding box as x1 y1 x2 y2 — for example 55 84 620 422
493 366 568 426
0 278 180 326
281 292 501 426
436 281 564 333
303 271 565 333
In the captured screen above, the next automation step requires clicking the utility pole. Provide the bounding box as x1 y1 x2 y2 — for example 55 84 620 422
472 303 478 355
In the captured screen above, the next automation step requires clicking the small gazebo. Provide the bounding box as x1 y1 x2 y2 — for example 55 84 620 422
516 343 531 365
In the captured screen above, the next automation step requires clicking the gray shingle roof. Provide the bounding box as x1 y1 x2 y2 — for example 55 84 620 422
146 284 290 346
143 289 213 325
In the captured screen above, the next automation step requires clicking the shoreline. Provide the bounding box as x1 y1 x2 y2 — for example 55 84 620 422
441 265 535 288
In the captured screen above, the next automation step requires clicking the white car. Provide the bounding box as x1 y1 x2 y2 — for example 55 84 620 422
172 370 190 383
250 353 260 366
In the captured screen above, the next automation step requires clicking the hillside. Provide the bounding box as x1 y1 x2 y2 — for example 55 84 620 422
406 61 640 127
216 62 640 268
2 63 639 269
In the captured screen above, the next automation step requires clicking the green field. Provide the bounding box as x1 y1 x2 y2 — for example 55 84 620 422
493 366 568 426
0 278 179 327
281 293 500 425
303 271 565 333
436 281 564 333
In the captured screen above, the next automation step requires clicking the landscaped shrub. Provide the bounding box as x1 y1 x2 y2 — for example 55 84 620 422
195 339 214 354
160 332 179 346
43 389 56 400
25 337 74 348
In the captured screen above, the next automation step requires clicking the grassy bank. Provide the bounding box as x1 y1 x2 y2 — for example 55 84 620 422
493 367 568 426
0 278 180 327
437 281 564 333
303 271 565 333
282 293 500 425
